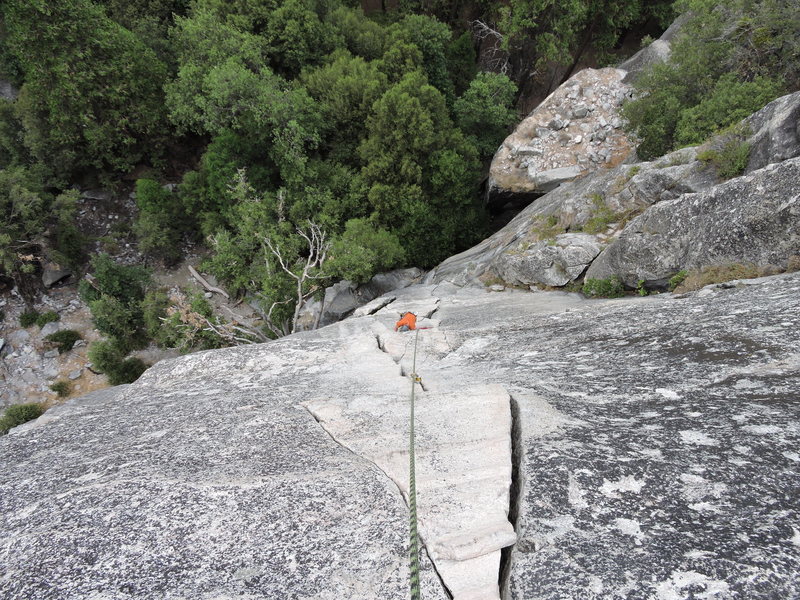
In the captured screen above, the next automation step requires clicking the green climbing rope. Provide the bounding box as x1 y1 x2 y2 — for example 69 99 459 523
409 327 421 600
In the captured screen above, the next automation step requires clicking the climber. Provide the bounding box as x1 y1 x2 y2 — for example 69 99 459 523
395 311 417 332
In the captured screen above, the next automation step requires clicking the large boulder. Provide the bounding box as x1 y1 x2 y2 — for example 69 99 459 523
618 13 692 84
486 68 634 209
744 91 800 174
585 157 800 287
495 233 602 288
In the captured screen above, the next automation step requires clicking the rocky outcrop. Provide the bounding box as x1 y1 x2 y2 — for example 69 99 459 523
296 267 424 330
3 272 799 599
584 157 800 287
744 91 800 174
495 233 602 287
426 145 714 287
618 13 691 84
0 79 19 101
429 92 800 290
486 68 634 209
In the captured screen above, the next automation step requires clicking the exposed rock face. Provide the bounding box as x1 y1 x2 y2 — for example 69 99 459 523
585 157 800 287
296 267 424 330
495 233 602 287
426 145 714 287
487 68 634 208
618 13 691 84
745 91 800 174
429 92 800 290
0 79 19 101
3 273 799 599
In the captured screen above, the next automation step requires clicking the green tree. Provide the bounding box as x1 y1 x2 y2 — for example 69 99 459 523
360 71 483 266
2 0 169 178
133 179 185 264
327 218 405 283
263 0 341 77
326 6 386 60
389 14 455 104
454 72 518 160
166 8 321 185
300 51 388 165
674 74 785 146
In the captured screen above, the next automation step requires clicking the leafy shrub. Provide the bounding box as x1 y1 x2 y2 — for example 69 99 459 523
697 135 752 180
453 72 518 160
326 218 405 284
20 310 39 327
35 311 59 327
87 340 148 385
668 270 689 291
45 329 82 354
622 0 792 160
132 179 185 264
674 74 784 147
0 402 44 434
87 254 150 306
88 295 147 352
582 276 625 298
49 380 71 397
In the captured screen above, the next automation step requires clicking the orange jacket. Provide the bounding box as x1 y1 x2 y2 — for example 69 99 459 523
395 312 417 331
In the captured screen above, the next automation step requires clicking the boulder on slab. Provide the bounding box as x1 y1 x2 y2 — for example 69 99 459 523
41 262 72 288
486 68 634 209
744 91 800 174
495 234 602 287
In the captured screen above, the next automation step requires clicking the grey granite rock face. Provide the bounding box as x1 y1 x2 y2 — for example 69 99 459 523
744 91 800 174
495 233 602 287
585 157 800 287
3 273 799 599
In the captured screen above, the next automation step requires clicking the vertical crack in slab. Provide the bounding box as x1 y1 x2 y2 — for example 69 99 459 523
302 404 452 599
500 395 523 599
304 385 517 599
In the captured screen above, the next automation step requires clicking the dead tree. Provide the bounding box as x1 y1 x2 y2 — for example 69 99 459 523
262 220 330 335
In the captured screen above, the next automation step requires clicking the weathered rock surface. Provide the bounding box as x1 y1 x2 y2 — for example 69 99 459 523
495 233 602 287
618 13 691 84
297 267 424 330
426 145 714 287
744 90 800 174
487 68 634 208
585 157 800 287
0 79 19 101
3 272 799 599
429 92 800 290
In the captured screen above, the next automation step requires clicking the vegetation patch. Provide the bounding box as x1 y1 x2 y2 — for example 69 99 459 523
696 126 752 180
578 194 620 235
530 214 565 242
87 340 148 386
45 329 82 354
674 264 763 292
19 310 39 328
49 380 71 397
622 0 793 160
0 402 44 434
668 270 689 291
582 276 625 298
